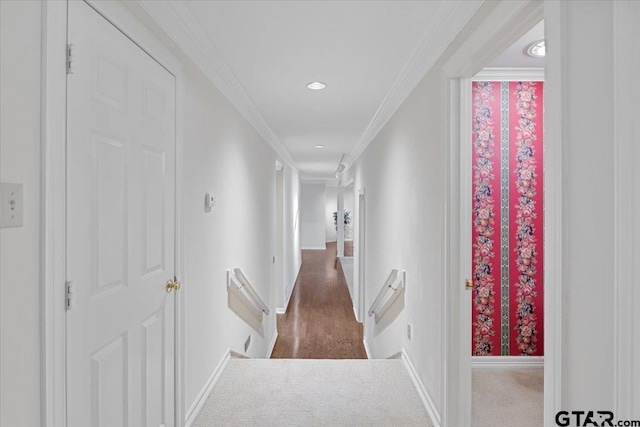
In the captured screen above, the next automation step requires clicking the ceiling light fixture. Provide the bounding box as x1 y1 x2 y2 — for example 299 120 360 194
307 81 327 90
525 39 545 58
315 145 325 149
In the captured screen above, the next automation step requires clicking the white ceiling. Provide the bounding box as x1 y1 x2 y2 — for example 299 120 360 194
140 1 484 180
487 20 545 68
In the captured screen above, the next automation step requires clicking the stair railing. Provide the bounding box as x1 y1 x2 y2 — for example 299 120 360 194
368 269 405 323
227 268 270 320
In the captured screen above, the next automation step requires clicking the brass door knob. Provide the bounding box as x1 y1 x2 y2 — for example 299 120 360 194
166 279 181 293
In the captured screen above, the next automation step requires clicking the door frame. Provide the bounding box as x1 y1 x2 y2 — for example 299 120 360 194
439 1 553 425
356 187 365 323
41 1 185 425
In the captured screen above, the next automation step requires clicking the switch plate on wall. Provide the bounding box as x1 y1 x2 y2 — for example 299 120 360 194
204 193 217 212
0 183 23 228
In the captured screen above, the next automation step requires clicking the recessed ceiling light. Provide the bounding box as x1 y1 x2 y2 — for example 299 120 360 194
307 81 327 90
315 145 325 149
526 39 545 58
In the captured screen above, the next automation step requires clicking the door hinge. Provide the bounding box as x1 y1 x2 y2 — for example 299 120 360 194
66 44 76 75
66 281 75 310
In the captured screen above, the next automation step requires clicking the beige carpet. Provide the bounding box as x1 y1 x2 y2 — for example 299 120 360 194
193 359 433 427
472 367 544 427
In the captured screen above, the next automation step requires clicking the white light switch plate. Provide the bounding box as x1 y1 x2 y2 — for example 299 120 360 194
204 192 217 212
0 183 24 228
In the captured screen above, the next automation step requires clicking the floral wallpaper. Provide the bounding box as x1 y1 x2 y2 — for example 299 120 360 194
472 81 544 356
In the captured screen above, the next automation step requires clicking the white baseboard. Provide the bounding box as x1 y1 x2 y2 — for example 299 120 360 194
363 336 372 359
472 356 544 368
266 332 278 358
400 349 441 427
353 304 360 323
229 350 249 359
185 348 232 427
277 266 301 314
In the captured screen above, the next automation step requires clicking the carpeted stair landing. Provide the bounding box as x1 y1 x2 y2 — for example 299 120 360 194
193 359 433 427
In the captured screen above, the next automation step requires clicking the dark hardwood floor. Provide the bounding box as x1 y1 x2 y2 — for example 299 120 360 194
271 241 367 359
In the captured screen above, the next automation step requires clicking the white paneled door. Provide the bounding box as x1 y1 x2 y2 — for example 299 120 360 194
66 2 176 426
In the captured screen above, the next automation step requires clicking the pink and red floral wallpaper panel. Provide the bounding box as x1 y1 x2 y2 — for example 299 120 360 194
472 81 544 357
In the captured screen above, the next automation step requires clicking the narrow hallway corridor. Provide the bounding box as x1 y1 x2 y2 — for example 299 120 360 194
271 242 366 359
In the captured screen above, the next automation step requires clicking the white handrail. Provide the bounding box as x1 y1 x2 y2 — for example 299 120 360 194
233 268 270 315
368 269 405 323
226 269 270 320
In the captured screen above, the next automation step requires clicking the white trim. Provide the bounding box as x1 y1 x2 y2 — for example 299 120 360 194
444 75 472 427
229 350 250 359
443 2 543 78
174 65 187 427
300 177 338 185
356 187 366 323
471 356 544 368
363 337 372 360
613 0 639 419
345 1 483 167
137 0 297 172
281 263 302 314
41 2 68 426
185 349 233 427
301 246 327 250
473 67 544 81
85 0 181 73
441 2 545 426
266 332 278 359
401 349 440 427
42 2 185 426
352 305 360 324
542 2 566 424
278 264 301 314
340 176 355 189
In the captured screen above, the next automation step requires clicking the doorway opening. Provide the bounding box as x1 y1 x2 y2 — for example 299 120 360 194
465 20 545 427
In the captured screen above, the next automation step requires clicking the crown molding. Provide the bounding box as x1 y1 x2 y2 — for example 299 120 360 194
345 0 483 167
442 1 544 79
473 67 544 81
137 0 298 171
300 177 338 186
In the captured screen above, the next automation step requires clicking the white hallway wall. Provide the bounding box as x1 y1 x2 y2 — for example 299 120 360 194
300 182 326 250
179 55 278 408
283 166 302 306
345 58 447 415
325 186 339 242
0 2 42 426
544 0 640 416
